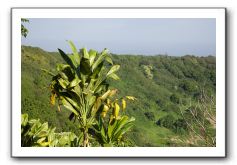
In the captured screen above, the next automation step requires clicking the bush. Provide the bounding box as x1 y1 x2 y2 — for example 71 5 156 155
170 94 180 104
144 112 155 121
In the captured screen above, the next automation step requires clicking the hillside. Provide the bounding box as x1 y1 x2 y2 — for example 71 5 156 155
21 46 216 147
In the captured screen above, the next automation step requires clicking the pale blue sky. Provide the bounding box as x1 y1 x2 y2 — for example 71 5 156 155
21 18 216 56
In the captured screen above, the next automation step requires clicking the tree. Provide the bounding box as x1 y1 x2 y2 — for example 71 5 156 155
21 18 29 38
45 41 135 147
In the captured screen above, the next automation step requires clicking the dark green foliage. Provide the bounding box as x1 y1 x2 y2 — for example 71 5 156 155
144 112 155 121
21 46 216 147
170 93 180 104
21 18 29 37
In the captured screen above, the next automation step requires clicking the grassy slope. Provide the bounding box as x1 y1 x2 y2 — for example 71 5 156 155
21 46 216 146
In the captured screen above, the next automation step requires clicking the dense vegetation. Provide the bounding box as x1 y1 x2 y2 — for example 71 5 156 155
21 45 216 147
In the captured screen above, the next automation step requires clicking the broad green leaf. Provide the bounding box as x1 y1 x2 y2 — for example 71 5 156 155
92 49 109 72
69 55 79 69
21 114 28 126
80 57 91 75
61 96 79 116
108 119 117 139
106 65 120 77
68 76 81 88
58 78 69 89
105 55 113 65
107 73 120 80
89 49 97 66
58 49 75 69
63 95 80 110
48 127 56 142
88 95 96 107
90 63 103 79
113 122 134 141
68 41 80 66
81 48 90 59
111 116 134 141
101 48 109 56
59 72 68 80
34 123 49 138
56 64 70 72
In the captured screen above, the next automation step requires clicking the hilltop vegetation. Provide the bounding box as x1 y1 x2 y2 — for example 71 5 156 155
21 45 216 147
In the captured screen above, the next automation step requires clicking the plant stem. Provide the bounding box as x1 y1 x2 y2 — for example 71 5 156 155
83 128 89 147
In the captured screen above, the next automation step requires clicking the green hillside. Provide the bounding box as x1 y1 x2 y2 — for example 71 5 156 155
21 45 216 147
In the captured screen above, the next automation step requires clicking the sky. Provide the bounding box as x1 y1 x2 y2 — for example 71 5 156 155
21 18 216 56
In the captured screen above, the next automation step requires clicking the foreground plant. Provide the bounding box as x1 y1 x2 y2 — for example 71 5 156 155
44 41 135 147
21 114 81 147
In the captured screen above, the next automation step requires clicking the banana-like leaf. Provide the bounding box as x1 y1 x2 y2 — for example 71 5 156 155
89 49 97 66
21 113 28 126
106 65 120 77
68 76 81 88
88 95 96 108
48 127 56 142
96 117 107 143
58 78 69 89
108 118 117 139
92 49 109 72
34 122 49 138
81 48 90 59
111 116 135 141
86 78 96 92
90 63 103 79
113 121 134 141
80 57 91 74
59 71 68 80
68 40 80 66
56 64 70 72
107 73 120 80
69 56 79 70
58 48 75 69
63 95 80 110
105 55 113 65
61 96 79 116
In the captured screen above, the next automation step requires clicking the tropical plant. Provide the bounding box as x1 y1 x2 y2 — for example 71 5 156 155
92 95 136 146
45 41 135 147
21 113 81 147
